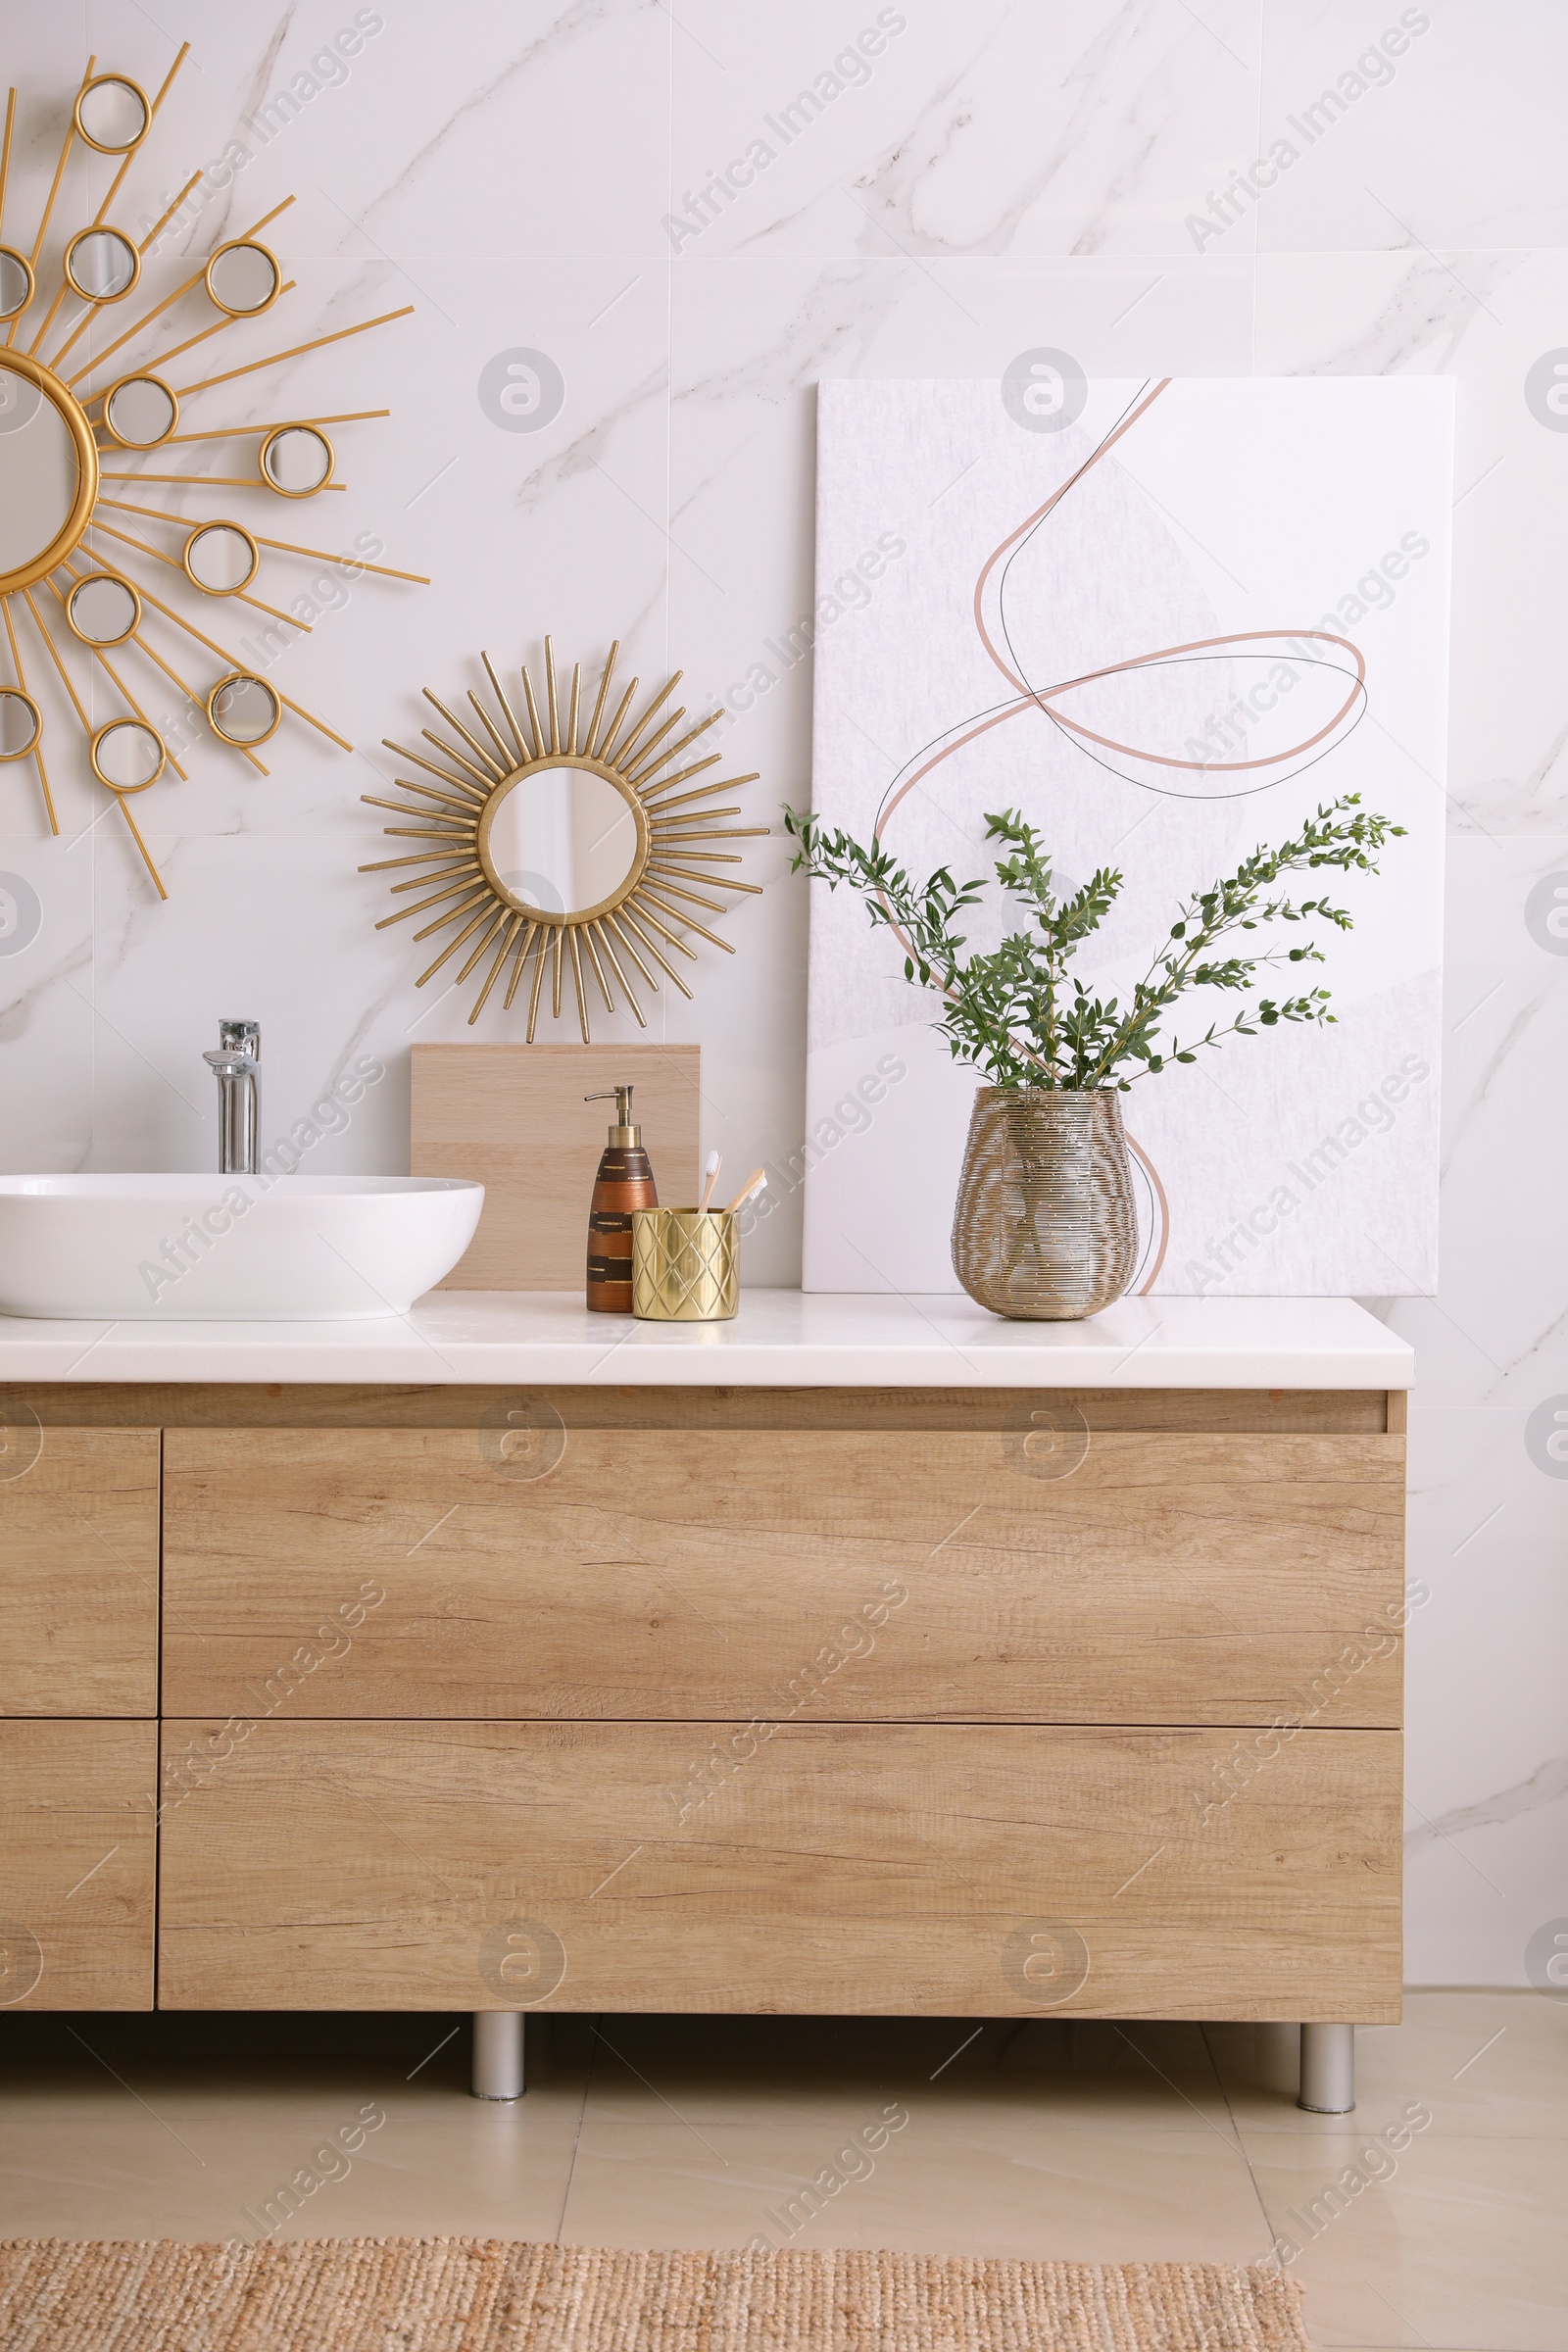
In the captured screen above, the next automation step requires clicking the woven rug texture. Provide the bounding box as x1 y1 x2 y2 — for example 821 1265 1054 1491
0 2239 1312 2352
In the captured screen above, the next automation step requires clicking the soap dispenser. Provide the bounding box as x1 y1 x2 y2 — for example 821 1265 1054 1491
584 1086 658 1313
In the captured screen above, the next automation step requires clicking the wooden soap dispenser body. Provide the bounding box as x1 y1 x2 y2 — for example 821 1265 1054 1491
585 1085 658 1313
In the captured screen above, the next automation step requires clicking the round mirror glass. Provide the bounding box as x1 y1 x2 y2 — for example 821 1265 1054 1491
64 227 139 302
183 522 258 595
75 75 149 153
68 572 139 647
0 688 41 760
0 367 83 590
0 248 31 320
104 373 176 447
208 673 280 747
92 719 165 792
206 241 278 317
260 424 332 495
481 765 641 917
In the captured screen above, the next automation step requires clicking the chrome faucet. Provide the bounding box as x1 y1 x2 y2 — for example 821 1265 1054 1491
204 1020 261 1175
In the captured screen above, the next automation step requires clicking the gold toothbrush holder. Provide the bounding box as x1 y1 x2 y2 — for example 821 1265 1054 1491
631 1208 738 1322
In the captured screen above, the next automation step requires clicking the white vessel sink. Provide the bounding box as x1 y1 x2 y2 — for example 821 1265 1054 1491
0 1174 484 1321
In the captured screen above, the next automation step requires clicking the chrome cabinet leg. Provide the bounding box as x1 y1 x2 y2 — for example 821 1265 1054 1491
471 2011 524 2100
1298 2022 1354 2113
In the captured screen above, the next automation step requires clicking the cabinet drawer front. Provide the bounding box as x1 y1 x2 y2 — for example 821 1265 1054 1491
0 1428 160 1716
162 1425 1405 1726
157 1718 1399 2018
0 1722 156 2009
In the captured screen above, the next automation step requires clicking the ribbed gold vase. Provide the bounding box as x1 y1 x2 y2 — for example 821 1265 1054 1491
951 1087 1138 1321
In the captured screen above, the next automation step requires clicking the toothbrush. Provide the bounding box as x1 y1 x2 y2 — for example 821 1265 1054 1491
722 1166 766 1216
697 1150 721 1213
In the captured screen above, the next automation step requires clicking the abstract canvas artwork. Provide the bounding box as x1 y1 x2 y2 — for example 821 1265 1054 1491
802 374 1451 1297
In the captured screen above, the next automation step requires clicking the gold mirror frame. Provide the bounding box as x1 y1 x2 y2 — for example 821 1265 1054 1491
364 634 770 1039
474 754 650 927
0 48 427 898
0 353 100 597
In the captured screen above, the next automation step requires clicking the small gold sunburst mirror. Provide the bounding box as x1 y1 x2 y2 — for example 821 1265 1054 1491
365 636 768 1037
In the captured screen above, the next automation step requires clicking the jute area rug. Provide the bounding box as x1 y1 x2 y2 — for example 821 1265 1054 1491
0 2240 1311 2351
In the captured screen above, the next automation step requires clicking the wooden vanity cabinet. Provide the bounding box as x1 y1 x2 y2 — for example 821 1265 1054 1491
0 1384 1407 2025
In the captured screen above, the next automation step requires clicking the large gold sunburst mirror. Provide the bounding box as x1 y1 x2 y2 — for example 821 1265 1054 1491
0 49 424 899
366 638 767 1037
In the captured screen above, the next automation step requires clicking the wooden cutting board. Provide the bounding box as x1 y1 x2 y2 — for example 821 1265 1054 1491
410 1043 702 1291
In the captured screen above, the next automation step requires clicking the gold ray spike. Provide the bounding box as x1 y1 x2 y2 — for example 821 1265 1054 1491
579 921 615 1015
582 641 617 758
422 690 504 778
6 55 94 350
377 878 489 930
456 910 510 986
603 908 660 995
1 594 56 830
607 670 680 767
544 636 560 754
565 928 589 1042
257 531 427 584
154 410 389 446
595 673 638 765
588 918 647 1027
417 728 492 792
502 920 541 1012
518 662 544 760
615 904 695 999
370 636 765 1038
639 754 723 803
0 87 17 233
625 707 725 790
381 739 487 801
467 912 521 1024
525 931 549 1040
481 652 528 764
466 689 514 772
167 304 413 402
510 917 552 1011
619 701 692 782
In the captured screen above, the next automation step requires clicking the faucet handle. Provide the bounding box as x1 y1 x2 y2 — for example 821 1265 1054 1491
218 1019 260 1060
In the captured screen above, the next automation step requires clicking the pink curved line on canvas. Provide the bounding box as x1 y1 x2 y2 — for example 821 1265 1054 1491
1123 1127 1171 1297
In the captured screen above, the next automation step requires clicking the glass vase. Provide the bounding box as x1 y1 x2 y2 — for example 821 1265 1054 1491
951 1087 1138 1320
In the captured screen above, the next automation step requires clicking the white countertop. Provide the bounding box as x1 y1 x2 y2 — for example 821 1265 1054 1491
0 1291 1412 1389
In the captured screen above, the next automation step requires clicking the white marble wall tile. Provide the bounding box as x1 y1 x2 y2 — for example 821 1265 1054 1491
1256 249 1568 836
1255 0 1568 256
1378 835 1568 1411
1403 1404 1568 1987
669 0 1263 261
80 0 673 261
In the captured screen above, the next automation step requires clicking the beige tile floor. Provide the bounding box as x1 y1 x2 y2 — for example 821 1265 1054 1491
0 1997 1562 2351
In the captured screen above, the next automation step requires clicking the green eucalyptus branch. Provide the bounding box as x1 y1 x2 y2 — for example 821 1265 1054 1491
783 795 1404 1092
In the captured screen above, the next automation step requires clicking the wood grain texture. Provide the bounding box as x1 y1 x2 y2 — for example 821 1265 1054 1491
4 1385 1391 1432
161 1427 1406 1727
0 1722 157 2009
155 1718 1401 2020
411 1043 699 1290
0 1429 160 1716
